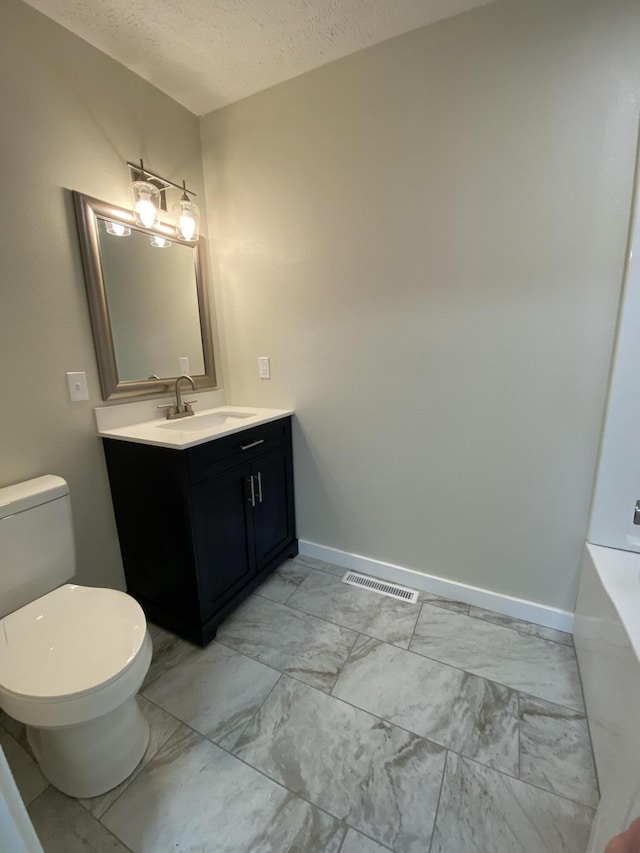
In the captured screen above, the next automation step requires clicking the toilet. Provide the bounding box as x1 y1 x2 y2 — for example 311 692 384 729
0 475 152 799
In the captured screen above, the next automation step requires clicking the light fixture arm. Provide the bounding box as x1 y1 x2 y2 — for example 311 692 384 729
127 160 197 198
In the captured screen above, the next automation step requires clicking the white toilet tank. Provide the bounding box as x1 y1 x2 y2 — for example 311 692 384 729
0 476 75 619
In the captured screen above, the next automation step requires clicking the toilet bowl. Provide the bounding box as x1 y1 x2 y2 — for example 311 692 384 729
0 476 152 798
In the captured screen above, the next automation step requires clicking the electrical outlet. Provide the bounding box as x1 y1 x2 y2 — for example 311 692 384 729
258 357 271 380
66 371 89 401
179 357 189 374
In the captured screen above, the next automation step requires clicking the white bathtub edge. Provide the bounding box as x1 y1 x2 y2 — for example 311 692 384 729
298 540 574 632
585 542 640 662
574 541 640 852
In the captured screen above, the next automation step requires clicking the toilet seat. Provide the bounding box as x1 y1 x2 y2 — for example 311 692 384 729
0 584 151 728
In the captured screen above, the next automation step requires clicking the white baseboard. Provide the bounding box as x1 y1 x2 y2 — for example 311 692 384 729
298 540 574 633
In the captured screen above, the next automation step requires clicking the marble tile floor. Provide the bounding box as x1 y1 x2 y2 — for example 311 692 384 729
1 555 597 853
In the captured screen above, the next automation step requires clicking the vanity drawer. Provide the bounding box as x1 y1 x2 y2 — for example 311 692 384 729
187 417 291 484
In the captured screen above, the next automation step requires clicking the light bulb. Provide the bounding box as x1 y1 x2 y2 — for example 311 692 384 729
136 200 156 228
172 185 199 242
178 213 196 241
130 180 160 229
105 221 131 237
149 235 171 248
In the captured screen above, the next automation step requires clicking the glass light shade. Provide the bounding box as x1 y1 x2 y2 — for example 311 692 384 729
149 235 172 249
105 220 131 237
172 195 199 242
130 181 161 229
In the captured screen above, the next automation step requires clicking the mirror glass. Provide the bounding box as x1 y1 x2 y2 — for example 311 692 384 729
73 192 216 399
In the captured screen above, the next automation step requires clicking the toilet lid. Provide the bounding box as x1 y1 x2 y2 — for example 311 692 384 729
0 584 147 700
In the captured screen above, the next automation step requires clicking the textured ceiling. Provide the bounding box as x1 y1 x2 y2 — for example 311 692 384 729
22 0 495 116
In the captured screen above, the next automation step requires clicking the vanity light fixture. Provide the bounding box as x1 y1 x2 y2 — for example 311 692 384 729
127 160 199 242
105 221 131 237
172 180 200 242
149 235 172 249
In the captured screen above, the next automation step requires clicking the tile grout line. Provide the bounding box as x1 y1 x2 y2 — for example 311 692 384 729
337 824 395 853
80 702 182 822
229 672 283 750
28 786 135 853
402 644 585 715
97 820 136 853
255 571 580 704
142 608 593 811
219 592 586 718
466 605 573 647
139 576 594 817
142 633 284 698
252 560 313 607
92 659 593 847
299 558 572 646
280 673 596 810
282 560 315 606
573 641 602 800
330 631 366 697
211 634 344 696
427 749 449 853
102 710 590 853
138 684 425 848
141 686 595 824
145 665 598 814
125 704 369 845
281 581 419 646
447 749 597 813
406 599 423 649
17 562 587 852
517 692 521 781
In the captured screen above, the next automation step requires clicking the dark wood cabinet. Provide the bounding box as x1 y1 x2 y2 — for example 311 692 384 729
102 416 297 645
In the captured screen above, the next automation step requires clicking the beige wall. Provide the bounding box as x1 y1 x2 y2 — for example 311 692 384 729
0 0 207 589
2 0 639 612
201 0 640 611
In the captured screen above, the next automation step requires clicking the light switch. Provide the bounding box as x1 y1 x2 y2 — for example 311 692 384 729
179 357 189 374
258 357 271 380
66 372 89 402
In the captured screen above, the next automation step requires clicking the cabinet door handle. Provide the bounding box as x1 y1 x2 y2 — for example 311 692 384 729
256 471 263 503
241 439 264 451
248 476 256 507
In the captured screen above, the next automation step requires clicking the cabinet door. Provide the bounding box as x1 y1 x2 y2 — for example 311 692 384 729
251 445 295 570
191 464 255 620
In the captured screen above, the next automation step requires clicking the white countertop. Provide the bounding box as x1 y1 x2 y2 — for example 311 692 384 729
96 404 294 450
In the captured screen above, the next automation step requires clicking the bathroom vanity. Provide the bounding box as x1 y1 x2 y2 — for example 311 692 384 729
99 407 297 645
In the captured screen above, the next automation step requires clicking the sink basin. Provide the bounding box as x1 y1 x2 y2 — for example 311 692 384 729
96 403 294 450
156 410 255 432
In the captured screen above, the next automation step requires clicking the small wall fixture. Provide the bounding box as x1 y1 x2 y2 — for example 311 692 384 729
128 160 199 242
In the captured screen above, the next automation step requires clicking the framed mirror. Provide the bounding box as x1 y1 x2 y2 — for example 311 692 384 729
73 191 217 400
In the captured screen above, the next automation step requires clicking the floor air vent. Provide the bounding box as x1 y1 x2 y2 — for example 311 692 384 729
341 571 419 604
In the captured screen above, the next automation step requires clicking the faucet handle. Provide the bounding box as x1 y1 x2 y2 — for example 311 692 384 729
183 400 198 411
157 403 177 418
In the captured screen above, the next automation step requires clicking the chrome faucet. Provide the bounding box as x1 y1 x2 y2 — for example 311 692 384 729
157 374 198 420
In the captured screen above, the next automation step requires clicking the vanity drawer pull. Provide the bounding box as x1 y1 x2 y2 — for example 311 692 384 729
240 439 265 451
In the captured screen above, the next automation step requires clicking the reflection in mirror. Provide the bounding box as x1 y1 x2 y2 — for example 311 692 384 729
73 191 216 400
98 221 205 380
